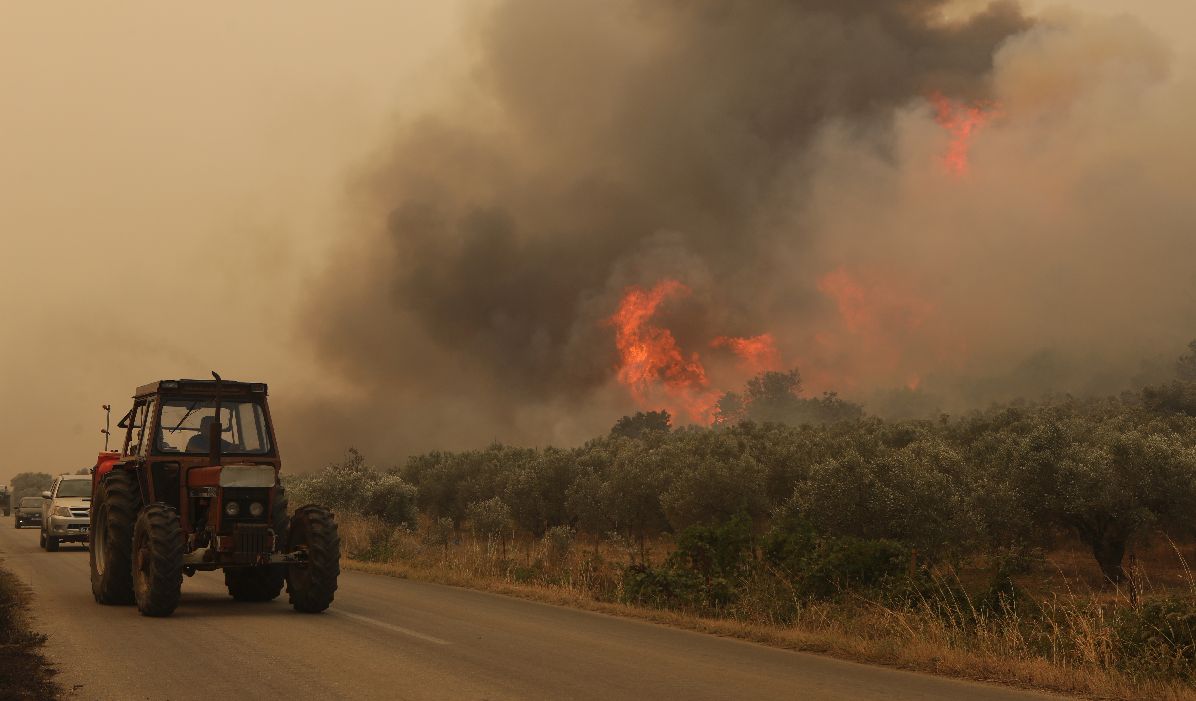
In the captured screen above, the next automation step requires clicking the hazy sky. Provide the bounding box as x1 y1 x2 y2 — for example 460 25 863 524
0 2 470 482
1 1 1191 485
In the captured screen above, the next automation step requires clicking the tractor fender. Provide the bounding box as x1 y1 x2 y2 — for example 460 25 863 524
93 451 122 494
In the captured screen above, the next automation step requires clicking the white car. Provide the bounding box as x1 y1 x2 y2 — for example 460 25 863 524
41 474 91 551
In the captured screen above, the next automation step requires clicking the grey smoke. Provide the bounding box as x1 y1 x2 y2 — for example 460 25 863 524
291 1 1194 464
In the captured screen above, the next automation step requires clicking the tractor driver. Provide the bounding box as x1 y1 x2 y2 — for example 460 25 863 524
186 415 237 454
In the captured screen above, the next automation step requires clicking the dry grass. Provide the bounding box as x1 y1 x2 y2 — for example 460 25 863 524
338 515 1196 701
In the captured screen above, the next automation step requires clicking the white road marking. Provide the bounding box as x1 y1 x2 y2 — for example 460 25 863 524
333 610 451 645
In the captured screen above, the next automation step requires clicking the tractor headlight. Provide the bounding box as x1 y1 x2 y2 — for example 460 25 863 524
224 501 241 517
52 506 71 518
248 502 265 517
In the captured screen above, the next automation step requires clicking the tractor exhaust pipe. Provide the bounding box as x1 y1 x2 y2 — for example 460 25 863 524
209 371 223 467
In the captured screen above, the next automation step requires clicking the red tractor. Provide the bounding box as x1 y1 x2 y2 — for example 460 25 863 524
91 375 339 617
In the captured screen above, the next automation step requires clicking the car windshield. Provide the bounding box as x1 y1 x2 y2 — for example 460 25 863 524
19 497 41 507
56 480 91 498
156 398 272 455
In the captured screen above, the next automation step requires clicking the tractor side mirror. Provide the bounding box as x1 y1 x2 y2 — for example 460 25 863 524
209 420 223 466
41 491 51 499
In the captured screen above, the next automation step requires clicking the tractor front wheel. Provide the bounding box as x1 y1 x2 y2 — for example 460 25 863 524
286 505 340 613
132 504 184 617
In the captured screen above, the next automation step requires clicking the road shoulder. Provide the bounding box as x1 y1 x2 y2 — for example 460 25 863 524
0 559 61 701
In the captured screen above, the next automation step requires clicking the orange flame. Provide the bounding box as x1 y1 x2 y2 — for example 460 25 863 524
711 334 782 374
929 92 998 176
608 270 966 422
608 280 718 422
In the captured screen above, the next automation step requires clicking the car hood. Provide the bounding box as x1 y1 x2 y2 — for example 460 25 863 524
53 497 92 509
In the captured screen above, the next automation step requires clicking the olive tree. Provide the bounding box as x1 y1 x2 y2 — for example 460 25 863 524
1005 407 1196 582
10 472 52 502
797 431 974 561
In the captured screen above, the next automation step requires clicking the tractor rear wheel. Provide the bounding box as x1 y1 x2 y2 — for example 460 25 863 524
132 504 184 617
225 485 290 602
286 505 340 613
91 470 142 604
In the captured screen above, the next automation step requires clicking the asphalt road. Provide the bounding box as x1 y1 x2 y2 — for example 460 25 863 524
0 522 1063 701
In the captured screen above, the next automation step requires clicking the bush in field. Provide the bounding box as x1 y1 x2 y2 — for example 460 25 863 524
763 500 909 599
621 563 704 609
798 537 909 599
288 448 376 513
762 502 819 575
363 474 419 528
621 517 752 611
1116 596 1196 681
289 449 418 528
668 517 752 582
467 496 511 538
424 516 455 550
543 525 575 562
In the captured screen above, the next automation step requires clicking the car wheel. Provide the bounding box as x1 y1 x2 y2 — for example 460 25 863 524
46 535 59 552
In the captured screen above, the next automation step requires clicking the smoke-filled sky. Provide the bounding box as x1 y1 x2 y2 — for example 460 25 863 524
2 1 1194 484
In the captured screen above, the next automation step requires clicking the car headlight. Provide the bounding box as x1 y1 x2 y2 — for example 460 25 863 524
52 506 71 518
224 501 241 516
248 502 265 517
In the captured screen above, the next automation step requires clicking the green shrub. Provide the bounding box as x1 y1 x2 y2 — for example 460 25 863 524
762 504 818 575
467 496 511 538
620 517 752 611
669 516 752 581
798 537 909 599
620 563 705 609
423 516 455 549
363 474 419 528
544 525 576 562
1116 596 1196 681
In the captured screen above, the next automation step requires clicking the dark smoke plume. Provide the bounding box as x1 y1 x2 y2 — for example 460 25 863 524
293 1 1191 464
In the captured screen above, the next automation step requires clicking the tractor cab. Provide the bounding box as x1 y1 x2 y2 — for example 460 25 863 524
101 378 280 541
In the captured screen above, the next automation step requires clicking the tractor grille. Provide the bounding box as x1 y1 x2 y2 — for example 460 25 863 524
234 524 271 555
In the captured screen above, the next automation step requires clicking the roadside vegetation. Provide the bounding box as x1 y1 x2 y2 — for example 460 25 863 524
8 473 52 503
0 562 59 700
288 340 1196 700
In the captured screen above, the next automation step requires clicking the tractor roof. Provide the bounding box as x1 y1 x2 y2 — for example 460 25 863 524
134 379 268 398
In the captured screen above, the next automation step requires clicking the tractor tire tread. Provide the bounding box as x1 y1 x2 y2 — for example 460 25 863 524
286 504 340 613
133 504 184 617
91 470 141 605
